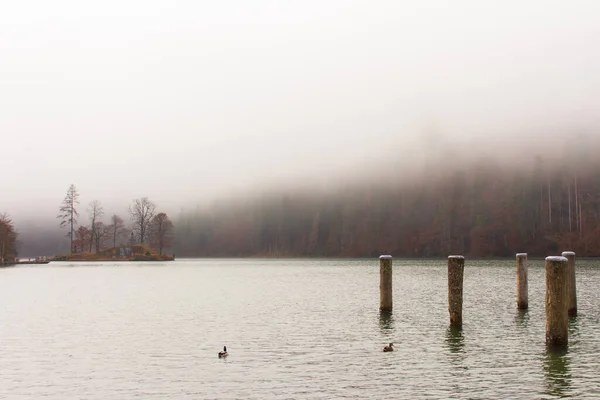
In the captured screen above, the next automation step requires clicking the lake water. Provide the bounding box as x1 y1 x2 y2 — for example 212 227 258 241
0 258 599 399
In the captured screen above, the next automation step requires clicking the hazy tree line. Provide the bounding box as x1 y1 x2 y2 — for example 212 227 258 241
174 137 600 257
57 185 174 255
0 213 19 261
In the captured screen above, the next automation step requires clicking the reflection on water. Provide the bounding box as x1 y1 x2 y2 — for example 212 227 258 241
445 325 466 371
515 309 529 329
445 325 464 354
378 311 394 335
568 316 580 340
543 347 572 398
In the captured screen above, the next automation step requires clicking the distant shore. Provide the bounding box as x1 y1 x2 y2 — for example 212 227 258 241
51 255 174 262
51 244 174 262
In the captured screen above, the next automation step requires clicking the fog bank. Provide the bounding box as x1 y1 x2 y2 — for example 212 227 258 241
1 0 599 225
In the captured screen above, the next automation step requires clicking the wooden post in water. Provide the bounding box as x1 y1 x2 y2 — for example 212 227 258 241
448 256 465 327
379 255 393 312
516 253 528 310
545 256 569 347
561 251 577 316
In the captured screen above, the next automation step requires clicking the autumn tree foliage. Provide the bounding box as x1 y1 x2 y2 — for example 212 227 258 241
57 184 80 253
73 226 91 253
129 197 156 244
0 213 19 262
149 212 174 255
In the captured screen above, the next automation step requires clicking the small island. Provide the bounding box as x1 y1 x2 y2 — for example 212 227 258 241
52 244 174 262
51 187 175 264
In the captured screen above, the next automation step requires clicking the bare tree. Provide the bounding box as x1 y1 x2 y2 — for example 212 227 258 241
149 212 174 255
107 214 126 248
87 200 104 252
129 197 156 244
93 222 109 253
57 184 80 253
128 230 136 246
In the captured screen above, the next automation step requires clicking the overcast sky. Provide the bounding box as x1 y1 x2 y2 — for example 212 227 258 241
1 0 599 220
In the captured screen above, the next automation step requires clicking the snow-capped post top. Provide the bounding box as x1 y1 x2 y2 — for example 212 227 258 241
546 256 568 263
379 255 392 260
516 253 527 257
448 255 464 259
561 251 575 256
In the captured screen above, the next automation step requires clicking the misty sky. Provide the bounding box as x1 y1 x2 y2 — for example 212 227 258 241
2 0 599 220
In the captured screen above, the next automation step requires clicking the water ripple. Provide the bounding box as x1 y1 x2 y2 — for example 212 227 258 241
0 259 599 399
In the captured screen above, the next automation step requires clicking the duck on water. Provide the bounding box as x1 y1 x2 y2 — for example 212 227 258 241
219 343 390 356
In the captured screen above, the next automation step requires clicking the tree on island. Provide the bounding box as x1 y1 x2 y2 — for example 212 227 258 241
57 184 80 253
74 226 91 253
0 213 19 262
129 197 156 244
88 200 104 252
93 222 109 252
108 214 126 248
149 212 174 255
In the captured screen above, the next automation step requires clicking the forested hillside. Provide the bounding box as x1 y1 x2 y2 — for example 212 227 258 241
174 135 600 257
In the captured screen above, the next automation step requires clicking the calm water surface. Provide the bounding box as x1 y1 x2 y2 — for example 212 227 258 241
0 258 599 399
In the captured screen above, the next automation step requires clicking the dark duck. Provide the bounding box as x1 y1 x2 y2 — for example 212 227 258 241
383 343 394 352
218 346 228 358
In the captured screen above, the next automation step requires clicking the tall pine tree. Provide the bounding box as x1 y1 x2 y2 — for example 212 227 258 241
57 184 80 253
